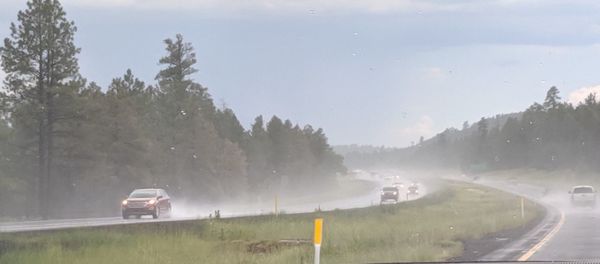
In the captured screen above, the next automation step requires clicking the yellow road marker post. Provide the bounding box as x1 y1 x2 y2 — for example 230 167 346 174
314 218 323 264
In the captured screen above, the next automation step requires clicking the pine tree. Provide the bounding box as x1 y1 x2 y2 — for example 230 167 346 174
543 86 561 111
153 34 246 199
1 0 80 219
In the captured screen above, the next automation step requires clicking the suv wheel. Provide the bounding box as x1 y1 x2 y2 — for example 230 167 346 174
166 205 172 218
152 207 160 219
122 213 129 219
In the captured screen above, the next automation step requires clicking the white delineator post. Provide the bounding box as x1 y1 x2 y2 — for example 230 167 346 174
314 218 323 264
520 197 525 219
275 194 279 216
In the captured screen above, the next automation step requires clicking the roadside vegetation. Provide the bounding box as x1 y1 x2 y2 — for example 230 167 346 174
0 182 542 264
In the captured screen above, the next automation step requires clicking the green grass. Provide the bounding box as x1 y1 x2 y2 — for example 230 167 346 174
0 181 542 264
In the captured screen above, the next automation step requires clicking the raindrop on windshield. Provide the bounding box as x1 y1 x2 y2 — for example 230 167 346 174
170 146 176 150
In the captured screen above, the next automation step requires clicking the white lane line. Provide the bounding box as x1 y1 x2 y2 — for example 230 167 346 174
518 211 565 261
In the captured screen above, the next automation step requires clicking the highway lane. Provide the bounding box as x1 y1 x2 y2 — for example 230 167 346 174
528 196 600 260
464 176 600 261
0 170 427 233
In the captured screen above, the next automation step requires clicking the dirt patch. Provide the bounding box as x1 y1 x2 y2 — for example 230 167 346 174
246 239 310 254
450 208 546 261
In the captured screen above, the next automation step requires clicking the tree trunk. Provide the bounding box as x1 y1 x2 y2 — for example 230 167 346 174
37 69 48 219
38 117 47 219
45 90 54 219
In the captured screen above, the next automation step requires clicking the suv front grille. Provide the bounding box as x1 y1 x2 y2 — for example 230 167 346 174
128 201 146 208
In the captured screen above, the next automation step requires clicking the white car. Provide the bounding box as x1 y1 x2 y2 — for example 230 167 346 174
569 185 596 207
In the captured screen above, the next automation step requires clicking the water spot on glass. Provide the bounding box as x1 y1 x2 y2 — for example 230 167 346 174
353 32 359 36
449 226 454 230
352 52 357 57
541 80 546 84
506 139 510 143
180 110 187 116
193 153 198 159
170 146 176 150
308 9 316 15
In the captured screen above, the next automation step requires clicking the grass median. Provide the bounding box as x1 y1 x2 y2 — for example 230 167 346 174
0 181 542 264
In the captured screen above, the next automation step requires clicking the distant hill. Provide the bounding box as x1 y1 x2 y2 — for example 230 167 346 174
338 87 600 174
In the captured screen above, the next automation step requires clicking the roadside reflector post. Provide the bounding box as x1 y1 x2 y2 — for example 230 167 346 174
520 197 525 219
275 195 279 217
313 218 323 264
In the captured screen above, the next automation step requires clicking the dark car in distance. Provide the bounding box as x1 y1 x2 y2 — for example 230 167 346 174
121 188 171 219
380 186 400 204
408 184 419 195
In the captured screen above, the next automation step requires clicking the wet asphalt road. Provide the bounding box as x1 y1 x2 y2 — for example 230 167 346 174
470 177 600 261
0 171 426 233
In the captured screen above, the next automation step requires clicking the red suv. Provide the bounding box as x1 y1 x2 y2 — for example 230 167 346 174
121 188 172 219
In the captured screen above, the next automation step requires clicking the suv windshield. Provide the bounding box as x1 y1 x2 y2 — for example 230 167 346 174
383 187 397 192
574 187 594 194
129 190 157 198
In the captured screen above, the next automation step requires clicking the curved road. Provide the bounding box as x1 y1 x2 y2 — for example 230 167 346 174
0 170 427 233
468 176 600 261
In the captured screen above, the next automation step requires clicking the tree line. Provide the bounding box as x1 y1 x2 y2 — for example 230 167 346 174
343 86 600 174
0 0 344 219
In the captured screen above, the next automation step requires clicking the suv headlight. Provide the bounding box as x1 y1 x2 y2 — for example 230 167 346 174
148 199 157 205
122 200 128 205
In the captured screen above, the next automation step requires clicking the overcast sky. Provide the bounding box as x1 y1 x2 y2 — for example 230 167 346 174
2 0 600 147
